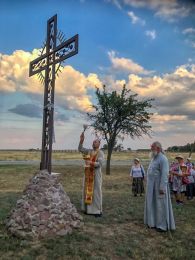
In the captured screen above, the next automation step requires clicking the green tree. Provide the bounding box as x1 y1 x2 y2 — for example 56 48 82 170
102 144 108 150
87 85 153 175
113 143 124 152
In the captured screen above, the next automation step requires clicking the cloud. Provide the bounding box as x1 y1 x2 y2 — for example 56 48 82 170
92 61 195 139
123 0 146 8
182 28 195 49
110 0 122 9
104 0 122 9
0 49 103 113
8 103 71 125
152 114 187 123
182 28 195 35
55 113 69 122
185 40 195 49
8 103 42 118
2 49 195 148
100 74 126 92
120 0 194 22
126 64 195 126
150 113 192 137
128 64 195 96
108 50 153 75
145 30 156 40
154 2 190 22
127 11 145 25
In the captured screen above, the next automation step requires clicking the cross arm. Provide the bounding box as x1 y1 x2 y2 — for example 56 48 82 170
29 53 48 77
54 34 79 64
29 34 79 77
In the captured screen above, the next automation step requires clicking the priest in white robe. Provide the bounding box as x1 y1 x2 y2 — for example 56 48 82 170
144 141 175 231
78 131 104 217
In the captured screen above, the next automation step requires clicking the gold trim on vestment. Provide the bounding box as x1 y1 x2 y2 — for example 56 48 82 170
83 150 99 205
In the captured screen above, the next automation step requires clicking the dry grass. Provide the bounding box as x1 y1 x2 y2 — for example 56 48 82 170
0 162 195 259
0 150 81 161
0 150 194 162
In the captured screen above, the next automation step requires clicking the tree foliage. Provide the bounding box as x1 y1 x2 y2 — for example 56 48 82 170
167 142 195 155
87 85 153 175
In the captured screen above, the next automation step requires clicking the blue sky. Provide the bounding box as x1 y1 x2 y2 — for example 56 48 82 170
0 0 195 150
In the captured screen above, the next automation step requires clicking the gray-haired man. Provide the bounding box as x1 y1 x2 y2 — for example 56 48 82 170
144 141 175 231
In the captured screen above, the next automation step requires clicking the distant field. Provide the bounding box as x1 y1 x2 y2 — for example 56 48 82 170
0 164 195 259
0 150 194 163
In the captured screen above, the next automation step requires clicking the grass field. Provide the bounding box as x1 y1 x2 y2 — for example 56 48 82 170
0 150 194 162
0 159 195 259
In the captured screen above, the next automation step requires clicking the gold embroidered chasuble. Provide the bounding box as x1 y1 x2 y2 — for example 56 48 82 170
83 150 99 205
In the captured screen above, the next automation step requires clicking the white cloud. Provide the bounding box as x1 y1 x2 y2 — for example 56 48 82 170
108 50 153 75
145 30 156 40
104 0 122 9
154 3 190 22
124 0 146 8
100 74 126 92
125 64 195 139
127 64 195 98
182 28 195 35
127 11 145 25
152 113 187 123
122 0 193 22
126 64 195 123
0 49 39 93
0 49 103 113
1 49 195 149
112 0 122 9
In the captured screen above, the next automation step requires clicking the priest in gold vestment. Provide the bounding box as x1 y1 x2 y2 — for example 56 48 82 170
78 131 104 217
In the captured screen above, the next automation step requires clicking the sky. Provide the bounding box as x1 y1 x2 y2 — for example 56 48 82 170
0 0 195 150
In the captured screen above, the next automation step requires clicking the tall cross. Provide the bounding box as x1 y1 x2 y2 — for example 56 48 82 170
29 14 78 174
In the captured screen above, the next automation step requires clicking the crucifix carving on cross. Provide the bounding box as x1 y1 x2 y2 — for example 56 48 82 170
29 14 78 174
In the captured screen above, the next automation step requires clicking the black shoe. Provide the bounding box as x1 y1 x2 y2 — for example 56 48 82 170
156 228 167 232
94 213 102 218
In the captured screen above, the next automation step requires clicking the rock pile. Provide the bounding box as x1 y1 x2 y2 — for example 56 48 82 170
6 170 83 239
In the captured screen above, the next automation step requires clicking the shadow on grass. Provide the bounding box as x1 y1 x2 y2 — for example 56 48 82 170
1 165 195 259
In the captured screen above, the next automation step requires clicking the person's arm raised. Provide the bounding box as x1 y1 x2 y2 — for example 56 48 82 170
78 132 89 154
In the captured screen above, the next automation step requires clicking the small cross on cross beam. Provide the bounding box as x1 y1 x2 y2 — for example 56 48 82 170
29 14 79 174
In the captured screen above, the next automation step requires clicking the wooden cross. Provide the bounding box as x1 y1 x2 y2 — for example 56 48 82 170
29 14 78 174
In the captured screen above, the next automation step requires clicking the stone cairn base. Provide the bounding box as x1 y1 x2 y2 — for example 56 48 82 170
6 170 83 240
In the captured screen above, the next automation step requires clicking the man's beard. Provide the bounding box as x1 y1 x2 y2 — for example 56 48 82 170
149 151 158 159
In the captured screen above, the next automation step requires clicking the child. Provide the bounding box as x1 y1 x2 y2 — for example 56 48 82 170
186 163 195 200
170 155 189 205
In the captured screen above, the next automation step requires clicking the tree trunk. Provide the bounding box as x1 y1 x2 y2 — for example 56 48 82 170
189 144 192 158
106 146 113 175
